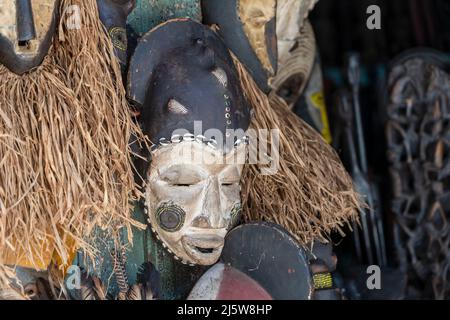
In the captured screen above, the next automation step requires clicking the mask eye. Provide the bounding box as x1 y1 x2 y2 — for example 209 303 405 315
155 203 186 232
221 179 239 187
167 99 189 115
212 67 228 87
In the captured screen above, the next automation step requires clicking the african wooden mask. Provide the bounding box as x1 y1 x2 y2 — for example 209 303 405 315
97 0 135 67
203 0 320 104
202 0 277 93
0 0 59 74
128 19 251 266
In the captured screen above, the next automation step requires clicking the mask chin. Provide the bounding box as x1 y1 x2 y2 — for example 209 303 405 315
148 221 226 266
0 0 59 75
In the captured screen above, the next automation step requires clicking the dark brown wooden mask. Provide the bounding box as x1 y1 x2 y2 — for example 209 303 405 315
128 19 251 153
97 0 135 67
202 0 278 93
0 0 59 75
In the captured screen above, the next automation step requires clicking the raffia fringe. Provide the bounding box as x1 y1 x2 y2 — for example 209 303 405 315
233 54 361 245
0 0 145 290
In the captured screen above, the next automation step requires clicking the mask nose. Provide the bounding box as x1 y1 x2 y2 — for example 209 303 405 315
16 0 37 44
191 216 212 229
196 177 226 229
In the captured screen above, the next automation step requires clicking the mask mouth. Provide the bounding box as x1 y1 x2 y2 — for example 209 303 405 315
196 247 214 254
182 234 225 265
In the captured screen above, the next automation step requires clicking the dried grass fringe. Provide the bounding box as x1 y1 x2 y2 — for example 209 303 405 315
0 0 145 289
233 54 361 245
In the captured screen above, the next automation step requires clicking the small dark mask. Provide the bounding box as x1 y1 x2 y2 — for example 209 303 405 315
0 0 59 75
202 0 278 93
97 0 135 67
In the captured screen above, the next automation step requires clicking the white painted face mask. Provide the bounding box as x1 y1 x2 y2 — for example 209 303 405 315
145 141 246 266
273 0 319 107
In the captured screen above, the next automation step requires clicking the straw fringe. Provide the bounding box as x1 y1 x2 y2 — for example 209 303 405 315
233 54 360 245
0 0 144 289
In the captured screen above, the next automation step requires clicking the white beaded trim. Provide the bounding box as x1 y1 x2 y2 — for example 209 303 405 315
149 133 249 154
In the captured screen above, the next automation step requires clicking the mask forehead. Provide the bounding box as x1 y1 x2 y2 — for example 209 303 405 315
149 142 246 177
0 0 58 74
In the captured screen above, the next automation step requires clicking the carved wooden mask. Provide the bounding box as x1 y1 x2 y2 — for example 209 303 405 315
146 142 245 266
0 0 58 74
128 20 251 266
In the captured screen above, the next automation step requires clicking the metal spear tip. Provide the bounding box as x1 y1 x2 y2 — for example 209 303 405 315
347 53 361 87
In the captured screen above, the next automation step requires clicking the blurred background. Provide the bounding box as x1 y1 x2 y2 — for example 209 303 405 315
308 0 450 300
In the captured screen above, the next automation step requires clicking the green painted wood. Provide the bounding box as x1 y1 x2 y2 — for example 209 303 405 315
71 201 205 300
127 0 202 37
137 202 206 300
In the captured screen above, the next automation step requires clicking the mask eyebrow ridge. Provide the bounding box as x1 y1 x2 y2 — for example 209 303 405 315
158 164 209 182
